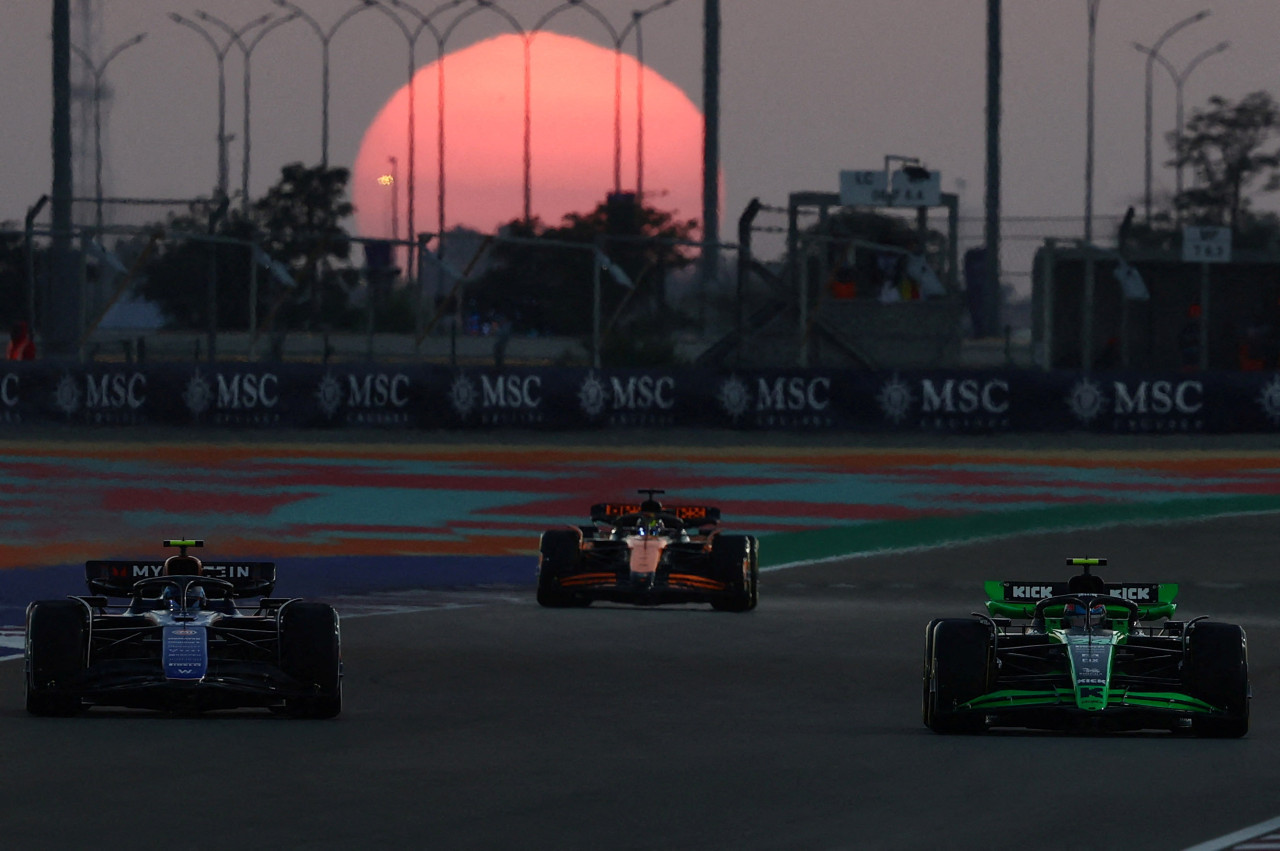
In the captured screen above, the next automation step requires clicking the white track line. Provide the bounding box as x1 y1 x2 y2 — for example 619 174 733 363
1183 817 1280 851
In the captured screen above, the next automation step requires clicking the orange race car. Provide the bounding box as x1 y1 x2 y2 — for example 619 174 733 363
536 489 758 612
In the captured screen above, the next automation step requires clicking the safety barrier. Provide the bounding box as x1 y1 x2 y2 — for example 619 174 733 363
3 362 1279 434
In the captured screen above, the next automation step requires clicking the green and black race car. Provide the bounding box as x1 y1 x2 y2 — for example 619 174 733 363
923 558 1249 736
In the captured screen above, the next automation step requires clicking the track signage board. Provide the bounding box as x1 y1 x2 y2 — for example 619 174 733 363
1182 226 1232 263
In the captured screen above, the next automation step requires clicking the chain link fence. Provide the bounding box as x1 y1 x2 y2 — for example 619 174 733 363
5 200 1128 368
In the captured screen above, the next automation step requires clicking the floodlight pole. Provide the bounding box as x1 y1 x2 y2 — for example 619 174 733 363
373 0 466 282
197 10 298 215
273 0 376 168
698 0 720 320
1137 11 1209 224
68 33 146 234
623 0 681 201
171 12 270 200
1134 39 1230 228
1082 0 1099 372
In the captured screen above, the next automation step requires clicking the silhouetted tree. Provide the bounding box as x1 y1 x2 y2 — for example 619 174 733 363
138 163 357 331
1170 90 1280 232
466 198 698 339
253 162 355 331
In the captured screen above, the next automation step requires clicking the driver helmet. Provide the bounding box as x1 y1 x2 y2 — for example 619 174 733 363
162 584 206 611
645 516 663 536
1062 599 1107 629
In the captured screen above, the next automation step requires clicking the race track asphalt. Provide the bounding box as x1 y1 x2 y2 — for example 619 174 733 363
1 511 1278 850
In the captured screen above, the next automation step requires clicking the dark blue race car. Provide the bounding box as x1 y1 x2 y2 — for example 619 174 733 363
24 540 341 718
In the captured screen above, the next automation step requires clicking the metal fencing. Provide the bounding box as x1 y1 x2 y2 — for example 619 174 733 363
4 218 744 368
4 204 1126 368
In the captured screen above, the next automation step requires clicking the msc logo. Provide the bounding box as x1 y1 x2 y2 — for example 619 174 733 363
85 372 147 409
55 372 147 422
1009 585 1053 599
217 373 280 409
921 378 1009 414
481 375 541 409
315 372 412 422
755 377 830 411
1113 380 1202 415
451 374 543 423
609 375 674 410
578 373 677 425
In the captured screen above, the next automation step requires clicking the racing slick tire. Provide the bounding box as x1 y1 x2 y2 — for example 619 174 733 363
925 618 991 734
1185 621 1249 738
25 600 87 717
537 529 587 608
921 618 944 728
709 534 758 613
280 602 342 719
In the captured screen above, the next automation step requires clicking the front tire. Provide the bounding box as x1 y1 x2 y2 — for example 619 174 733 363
25 600 87 717
925 618 991 734
1186 621 1249 738
280 602 342 719
537 529 585 608
921 618 944 729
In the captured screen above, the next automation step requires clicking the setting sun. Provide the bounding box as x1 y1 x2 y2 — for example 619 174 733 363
352 32 704 240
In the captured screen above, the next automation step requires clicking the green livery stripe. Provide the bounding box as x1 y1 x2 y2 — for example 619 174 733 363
758 494 1280 567
963 689 1219 714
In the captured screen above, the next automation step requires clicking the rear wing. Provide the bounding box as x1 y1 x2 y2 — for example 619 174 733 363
85 560 277 598
590 502 721 528
983 580 1178 621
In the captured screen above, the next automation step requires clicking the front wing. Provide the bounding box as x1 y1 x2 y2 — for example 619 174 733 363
554 541 733 605
59 615 318 712
955 634 1229 731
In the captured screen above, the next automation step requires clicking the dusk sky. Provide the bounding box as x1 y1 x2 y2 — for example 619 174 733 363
2 1 1278 295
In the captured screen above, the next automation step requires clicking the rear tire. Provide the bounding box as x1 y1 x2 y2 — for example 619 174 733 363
25 600 87 717
537 529 585 608
1186 621 1249 738
710 535 757 612
926 618 991 733
280 602 342 719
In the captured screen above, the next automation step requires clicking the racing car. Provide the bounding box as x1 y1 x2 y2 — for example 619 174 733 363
24 540 341 718
537 489 758 611
923 558 1248 736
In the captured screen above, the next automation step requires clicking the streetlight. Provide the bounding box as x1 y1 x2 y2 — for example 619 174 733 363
273 0 377 168
68 32 146 234
412 0 519 236
519 2 577 221
531 1 627 194
171 11 272 200
518 0 669 213
1137 11 1209 224
1082 0 1099 372
370 0 467 282
381 156 399 240
1133 38 1230 226
626 1 682 201
196 9 298 215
